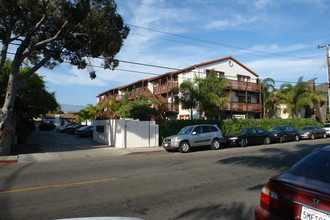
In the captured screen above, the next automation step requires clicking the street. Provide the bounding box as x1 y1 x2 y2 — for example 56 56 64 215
0 138 329 220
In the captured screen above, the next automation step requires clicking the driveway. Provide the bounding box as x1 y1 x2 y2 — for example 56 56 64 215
15 130 108 154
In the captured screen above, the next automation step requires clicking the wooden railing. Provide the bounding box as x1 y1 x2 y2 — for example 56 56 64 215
159 103 179 113
226 80 261 92
153 82 179 94
225 102 261 112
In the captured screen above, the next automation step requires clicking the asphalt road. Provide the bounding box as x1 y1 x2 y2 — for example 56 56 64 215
0 138 329 220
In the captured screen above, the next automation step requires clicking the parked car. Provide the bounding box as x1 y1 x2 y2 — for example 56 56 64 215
56 124 72 132
66 124 84 134
255 145 330 220
299 126 327 140
269 126 300 143
324 123 330 137
226 127 272 147
77 125 93 138
162 124 224 153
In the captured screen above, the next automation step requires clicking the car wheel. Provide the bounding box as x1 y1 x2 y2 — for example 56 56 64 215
310 134 315 140
179 141 190 153
279 136 285 143
211 139 221 150
295 135 300 142
264 137 270 145
323 133 327 139
240 138 247 147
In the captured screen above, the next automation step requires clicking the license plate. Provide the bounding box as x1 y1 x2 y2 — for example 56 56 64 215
301 206 330 220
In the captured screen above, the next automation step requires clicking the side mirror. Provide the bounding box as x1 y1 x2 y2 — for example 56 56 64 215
192 131 197 135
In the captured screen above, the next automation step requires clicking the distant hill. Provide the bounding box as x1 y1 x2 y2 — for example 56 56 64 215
60 104 86 113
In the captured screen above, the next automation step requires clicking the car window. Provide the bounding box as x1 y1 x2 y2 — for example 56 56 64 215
270 127 282 132
255 128 264 133
202 126 210 133
178 126 194 135
288 150 330 184
192 126 202 134
324 124 330 128
249 128 257 134
284 127 289 132
209 126 218 132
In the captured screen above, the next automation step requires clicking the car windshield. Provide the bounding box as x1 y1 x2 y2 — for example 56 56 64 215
238 128 249 135
288 150 330 184
325 124 330 128
178 126 194 135
301 127 313 130
270 127 283 132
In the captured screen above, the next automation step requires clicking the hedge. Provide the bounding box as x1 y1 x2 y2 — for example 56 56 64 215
157 118 323 145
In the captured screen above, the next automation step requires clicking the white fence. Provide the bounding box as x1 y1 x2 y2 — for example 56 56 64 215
92 119 159 148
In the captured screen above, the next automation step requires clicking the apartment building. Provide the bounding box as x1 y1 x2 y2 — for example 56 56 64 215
97 56 262 120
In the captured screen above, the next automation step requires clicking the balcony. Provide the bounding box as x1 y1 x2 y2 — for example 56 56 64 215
226 102 261 112
159 103 179 113
153 82 179 94
227 80 261 92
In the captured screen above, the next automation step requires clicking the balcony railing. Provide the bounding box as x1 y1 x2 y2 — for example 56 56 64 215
160 103 179 113
226 102 261 112
226 80 261 92
153 82 179 94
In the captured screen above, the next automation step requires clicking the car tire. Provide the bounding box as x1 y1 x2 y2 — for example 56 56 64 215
211 139 221 150
279 136 285 143
310 134 315 140
295 135 300 142
240 138 247 147
264 137 270 145
179 141 190 153
323 133 327 139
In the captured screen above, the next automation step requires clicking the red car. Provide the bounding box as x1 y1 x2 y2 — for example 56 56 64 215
255 146 330 220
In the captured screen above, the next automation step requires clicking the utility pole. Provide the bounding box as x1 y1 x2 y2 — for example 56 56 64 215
318 44 330 119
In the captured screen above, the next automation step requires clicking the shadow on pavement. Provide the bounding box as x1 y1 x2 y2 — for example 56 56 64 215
14 130 108 154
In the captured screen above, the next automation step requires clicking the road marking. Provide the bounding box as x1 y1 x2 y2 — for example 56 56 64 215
0 177 117 194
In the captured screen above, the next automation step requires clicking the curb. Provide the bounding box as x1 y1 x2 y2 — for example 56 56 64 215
0 156 18 164
131 150 163 155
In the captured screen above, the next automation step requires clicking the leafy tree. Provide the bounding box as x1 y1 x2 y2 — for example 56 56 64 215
0 60 59 145
97 96 118 119
174 80 199 120
116 93 160 120
260 78 275 118
275 77 325 118
76 104 98 125
0 0 129 155
195 70 229 119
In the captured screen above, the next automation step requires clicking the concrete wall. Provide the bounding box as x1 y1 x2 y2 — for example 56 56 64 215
93 119 159 148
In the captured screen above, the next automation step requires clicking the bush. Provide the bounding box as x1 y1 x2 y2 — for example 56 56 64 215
38 123 56 131
157 118 323 145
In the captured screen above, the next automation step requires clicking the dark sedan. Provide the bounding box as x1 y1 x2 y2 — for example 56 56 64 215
300 126 327 140
255 145 330 220
269 126 300 143
226 127 272 147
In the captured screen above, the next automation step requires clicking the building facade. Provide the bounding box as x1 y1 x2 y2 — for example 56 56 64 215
97 56 262 120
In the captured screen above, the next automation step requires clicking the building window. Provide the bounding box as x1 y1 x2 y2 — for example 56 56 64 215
237 75 250 82
206 69 224 78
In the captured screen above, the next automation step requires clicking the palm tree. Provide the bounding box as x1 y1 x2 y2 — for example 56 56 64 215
97 96 118 119
275 77 325 118
260 78 275 118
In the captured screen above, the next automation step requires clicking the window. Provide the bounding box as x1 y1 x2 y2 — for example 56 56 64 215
202 126 211 133
193 126 202 134
206 69 224 78
237 75 250 82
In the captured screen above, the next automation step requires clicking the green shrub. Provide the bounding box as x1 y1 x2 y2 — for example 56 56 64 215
38 123 56 131
157 118 322 145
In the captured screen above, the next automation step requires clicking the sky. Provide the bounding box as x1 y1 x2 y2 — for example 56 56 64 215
39 0 330 109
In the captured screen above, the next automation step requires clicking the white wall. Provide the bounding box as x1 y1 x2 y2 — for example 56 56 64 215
93 119 159 148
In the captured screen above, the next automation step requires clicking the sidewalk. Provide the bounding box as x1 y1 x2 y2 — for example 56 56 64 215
0 130 164 163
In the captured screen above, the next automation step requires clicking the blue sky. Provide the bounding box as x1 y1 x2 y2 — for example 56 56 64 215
40 0 330 108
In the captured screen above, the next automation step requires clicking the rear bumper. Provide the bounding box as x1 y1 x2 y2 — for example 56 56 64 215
255 206 283 220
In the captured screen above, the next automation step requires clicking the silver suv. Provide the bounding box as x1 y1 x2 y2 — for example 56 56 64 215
162 124 224 153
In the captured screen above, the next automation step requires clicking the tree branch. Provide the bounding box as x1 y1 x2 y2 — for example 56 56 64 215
35 20 68 47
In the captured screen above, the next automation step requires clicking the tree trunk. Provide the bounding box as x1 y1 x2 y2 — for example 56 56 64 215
0 63 20 156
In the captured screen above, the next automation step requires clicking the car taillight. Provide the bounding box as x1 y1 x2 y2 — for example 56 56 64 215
260 181 279 209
